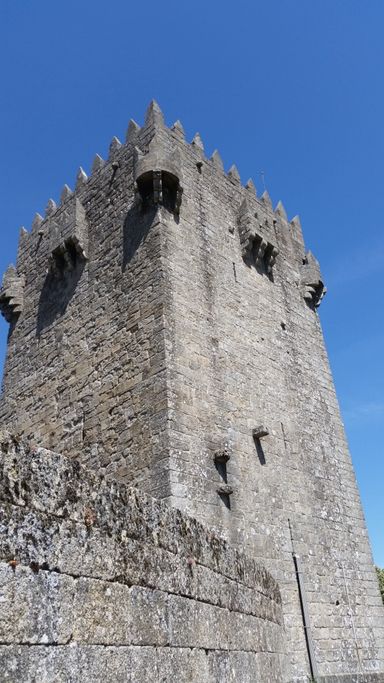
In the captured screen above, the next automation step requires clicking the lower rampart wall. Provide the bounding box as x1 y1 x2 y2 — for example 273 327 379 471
0 433 288 682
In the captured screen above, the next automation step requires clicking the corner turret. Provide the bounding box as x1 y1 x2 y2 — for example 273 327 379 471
0 265 25 324
300 250 326 307
134 129 183 215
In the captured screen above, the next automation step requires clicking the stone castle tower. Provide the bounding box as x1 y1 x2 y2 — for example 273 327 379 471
0 101 383 682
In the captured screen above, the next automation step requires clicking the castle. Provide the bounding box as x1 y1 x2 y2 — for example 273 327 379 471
0 101 383 682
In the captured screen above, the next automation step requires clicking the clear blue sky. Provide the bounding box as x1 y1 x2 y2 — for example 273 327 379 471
1 1 383 564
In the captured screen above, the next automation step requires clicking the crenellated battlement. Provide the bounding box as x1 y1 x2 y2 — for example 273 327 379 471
7 100 314 298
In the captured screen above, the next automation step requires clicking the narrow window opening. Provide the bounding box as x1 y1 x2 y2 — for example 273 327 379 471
232 262 237 282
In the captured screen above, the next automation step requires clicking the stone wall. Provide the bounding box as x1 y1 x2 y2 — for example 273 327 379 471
0 109 172 497
156 125 384 680
1 102 384 681
0 433 288 682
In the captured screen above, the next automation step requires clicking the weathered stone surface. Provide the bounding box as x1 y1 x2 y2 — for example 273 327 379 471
0 101 383 681
0 645 304 683
0 436 280 603
300 249 327 307
0 265 24 324
0 437 288 680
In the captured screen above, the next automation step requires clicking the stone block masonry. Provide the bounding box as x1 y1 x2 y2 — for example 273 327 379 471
0 100 383 681
0 434 288 682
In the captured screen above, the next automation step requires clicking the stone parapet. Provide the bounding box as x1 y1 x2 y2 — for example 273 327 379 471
0 433 289 682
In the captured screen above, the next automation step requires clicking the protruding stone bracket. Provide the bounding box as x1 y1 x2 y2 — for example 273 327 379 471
303 282 326 308
48 198 89 276
214 444 233 509
250 235 278 275
0 265 25 324
238 199 278 276
49 237 87 277
300 251 326 308
253 426 269 440
214 448 231 464
253 426 268 466
217 484 234 497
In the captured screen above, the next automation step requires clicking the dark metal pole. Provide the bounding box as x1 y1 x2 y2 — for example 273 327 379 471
288 518 320 682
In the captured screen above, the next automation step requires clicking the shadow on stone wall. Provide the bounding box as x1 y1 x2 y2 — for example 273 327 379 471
122 204 157 271
254 438 267 465
243 250 275 283
37 261 85 335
